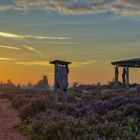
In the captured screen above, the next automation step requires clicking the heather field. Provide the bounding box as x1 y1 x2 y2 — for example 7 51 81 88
0 84 140 140
1 1 140 140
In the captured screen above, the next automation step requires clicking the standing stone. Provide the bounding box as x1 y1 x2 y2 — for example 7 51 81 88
114 65 119 88
50 60 72 104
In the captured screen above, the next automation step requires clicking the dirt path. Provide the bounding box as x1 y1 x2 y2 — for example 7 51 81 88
0 98 29 140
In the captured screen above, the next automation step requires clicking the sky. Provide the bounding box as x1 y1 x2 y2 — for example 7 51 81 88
0 0 140 85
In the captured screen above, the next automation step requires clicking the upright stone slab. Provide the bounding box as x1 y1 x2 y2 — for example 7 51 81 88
125 66 129 89
114 65 119 88
111 58 140 89
50 60 72 104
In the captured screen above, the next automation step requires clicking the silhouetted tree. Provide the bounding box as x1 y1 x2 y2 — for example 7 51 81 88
6 79 16 89
72 82 78 88
35 75 49 90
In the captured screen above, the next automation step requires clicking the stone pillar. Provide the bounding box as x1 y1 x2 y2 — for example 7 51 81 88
125 66 129 89
50 60 72 104
114 65 119 88
63 89 68 105
122 67 126 88
54 64 58 102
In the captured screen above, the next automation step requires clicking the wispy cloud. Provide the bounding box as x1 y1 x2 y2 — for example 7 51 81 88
26 35 70 40
23 45 41 54
46 41 78 45
0 32 24 39
0 5 14 12
15 61 51 66
80 60 97 65
0 45 21 50
72 60 97 67
0 0 140 16
0 5 23 12
0 44 42 54
0 32 70 40
15 60 97 67
0 57 15 61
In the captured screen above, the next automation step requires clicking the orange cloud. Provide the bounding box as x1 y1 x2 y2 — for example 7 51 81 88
23 45 41 54
0 32 70 40
0 57 15 61
0 45 21 50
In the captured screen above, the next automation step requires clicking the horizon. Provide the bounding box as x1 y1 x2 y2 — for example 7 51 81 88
0 0 140 85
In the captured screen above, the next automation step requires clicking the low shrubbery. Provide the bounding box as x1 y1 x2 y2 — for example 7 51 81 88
19 97 47 121
1 87 140 140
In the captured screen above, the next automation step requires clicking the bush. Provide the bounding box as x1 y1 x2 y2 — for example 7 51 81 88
5 85 140 140
12 94 32 109
19 97 47 120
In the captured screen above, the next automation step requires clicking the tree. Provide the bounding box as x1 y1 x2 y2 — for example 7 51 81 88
72 82 78 89
35 75 49 90
6 79 16 89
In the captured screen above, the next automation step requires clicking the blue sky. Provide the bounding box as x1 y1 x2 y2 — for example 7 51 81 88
0 0 140 84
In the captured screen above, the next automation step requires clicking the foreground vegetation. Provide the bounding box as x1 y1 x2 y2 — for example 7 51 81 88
0 84 140 140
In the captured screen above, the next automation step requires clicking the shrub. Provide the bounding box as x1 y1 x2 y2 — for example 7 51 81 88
94 121 122 140
6 86 140 140
19 97 47 120
12 94 32 109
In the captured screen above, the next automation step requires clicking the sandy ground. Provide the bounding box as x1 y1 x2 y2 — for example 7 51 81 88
0 98 29 140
